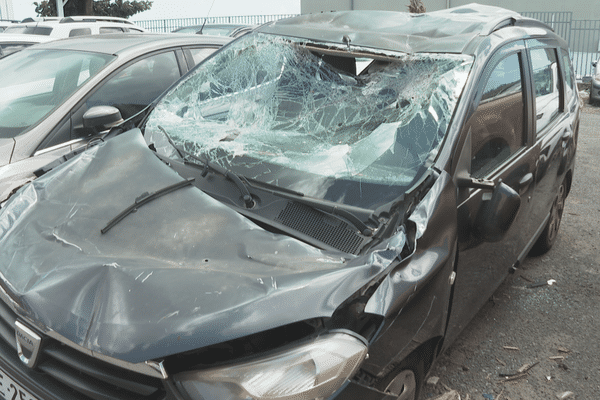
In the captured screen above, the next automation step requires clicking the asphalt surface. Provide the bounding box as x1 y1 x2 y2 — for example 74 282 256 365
423 99 600 400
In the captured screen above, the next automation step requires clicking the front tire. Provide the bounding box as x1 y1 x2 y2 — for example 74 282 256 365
376 352 425 400
530 181 566 255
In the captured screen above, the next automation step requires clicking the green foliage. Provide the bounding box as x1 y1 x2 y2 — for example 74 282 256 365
34 0 152 18
407 0 426 13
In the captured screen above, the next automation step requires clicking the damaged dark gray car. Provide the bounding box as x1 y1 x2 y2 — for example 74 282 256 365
0 4 579 400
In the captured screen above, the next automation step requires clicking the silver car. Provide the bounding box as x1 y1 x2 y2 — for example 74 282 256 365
0 33 231 201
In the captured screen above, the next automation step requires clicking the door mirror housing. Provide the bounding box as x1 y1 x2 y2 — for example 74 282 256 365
474 181 521 242
83 106 123 133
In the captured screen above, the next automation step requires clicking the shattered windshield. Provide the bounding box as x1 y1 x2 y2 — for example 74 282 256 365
145 33 472 208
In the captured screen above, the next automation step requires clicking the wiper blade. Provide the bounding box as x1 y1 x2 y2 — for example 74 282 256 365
157 125 254 208
101 177 195 234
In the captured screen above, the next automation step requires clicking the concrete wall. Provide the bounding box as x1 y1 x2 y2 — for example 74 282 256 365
301 0 600 21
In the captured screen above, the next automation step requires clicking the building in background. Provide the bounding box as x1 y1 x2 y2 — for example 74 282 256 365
0 0 14 19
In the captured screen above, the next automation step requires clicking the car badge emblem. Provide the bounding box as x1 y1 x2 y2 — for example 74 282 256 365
15 320 42 368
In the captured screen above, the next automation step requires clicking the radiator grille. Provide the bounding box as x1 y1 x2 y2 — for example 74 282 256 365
0 299 166 400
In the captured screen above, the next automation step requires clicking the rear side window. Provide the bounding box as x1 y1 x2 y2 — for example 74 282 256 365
99 27 124 33
560 49 575 103
69 28 92 37
4 26 53 35
530 48 560 134
187 47 219 66
0 43 33 57
470 52 526 178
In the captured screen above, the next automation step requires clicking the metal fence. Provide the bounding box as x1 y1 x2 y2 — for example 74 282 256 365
135 14 298 34
521 11 599 79
136 12 599 79
569 20 600 79
521 11 573 44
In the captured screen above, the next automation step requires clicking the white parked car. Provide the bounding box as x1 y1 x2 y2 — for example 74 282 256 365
0 19 19 32
3 15 146 38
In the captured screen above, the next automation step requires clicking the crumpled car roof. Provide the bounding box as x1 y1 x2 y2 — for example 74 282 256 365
259 3 523 54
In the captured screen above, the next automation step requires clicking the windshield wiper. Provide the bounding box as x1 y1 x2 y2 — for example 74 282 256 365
101 177 195 234
154 127 375 234
157 126 254 208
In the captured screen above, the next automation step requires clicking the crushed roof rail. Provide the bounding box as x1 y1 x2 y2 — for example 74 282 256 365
258 3 555 54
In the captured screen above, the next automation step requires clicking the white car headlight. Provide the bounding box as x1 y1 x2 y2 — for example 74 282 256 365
175 331 368 400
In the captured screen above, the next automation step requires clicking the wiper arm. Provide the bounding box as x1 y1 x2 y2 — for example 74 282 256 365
157 125 254 208
101 177 195 234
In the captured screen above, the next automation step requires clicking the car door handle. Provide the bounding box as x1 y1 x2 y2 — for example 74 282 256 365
519 173 534 191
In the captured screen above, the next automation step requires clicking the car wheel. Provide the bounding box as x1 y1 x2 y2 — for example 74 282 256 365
530 181 566 255
377 353 425 400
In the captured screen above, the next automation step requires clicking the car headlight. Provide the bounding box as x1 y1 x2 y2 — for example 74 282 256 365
174 331 368 400
0 183 37 243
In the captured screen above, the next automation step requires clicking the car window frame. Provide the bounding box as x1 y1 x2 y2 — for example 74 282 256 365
84 50 181 121
524 39 566 138
35 48 188 153
182 45 223 70
558 48 577 110
463 40 534 180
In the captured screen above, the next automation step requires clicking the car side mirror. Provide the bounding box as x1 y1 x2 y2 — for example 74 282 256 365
83 106 124 133
454 129 521 242
473 181 521 242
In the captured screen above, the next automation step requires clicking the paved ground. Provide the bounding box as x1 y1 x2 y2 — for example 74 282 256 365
423 98 600 400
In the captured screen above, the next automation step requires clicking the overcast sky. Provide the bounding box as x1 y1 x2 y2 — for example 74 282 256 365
9 0 300 21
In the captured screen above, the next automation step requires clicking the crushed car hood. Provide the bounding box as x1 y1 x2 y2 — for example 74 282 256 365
0 129 413 363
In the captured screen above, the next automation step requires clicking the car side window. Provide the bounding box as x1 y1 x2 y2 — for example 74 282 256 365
560 49 575 104
0 43 31 57
69 28 91 37
530 48 561 134
188 47 219 66
99 27 124 34
470 52 526 178
83 51 180 129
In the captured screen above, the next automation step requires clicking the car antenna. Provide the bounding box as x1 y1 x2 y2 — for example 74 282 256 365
199 0 217 34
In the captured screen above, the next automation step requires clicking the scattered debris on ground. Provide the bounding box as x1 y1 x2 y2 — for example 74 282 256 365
431 389 461 400
498 362 539 383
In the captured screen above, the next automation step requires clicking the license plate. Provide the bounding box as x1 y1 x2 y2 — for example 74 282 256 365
0 366 38 400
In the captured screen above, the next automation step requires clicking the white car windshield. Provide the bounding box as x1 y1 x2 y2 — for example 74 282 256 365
0 49 114 139
146 33 472 208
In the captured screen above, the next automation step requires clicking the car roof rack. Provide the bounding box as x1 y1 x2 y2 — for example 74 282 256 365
59 16 135 25
20 17 61 23
20 16 134 25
